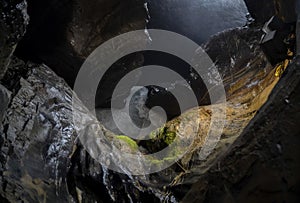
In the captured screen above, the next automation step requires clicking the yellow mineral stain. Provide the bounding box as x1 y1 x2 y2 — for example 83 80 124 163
21 173 47 203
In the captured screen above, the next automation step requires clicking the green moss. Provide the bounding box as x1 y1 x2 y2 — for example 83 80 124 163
149 130 158 139
149 158 162 165
149 126 165 138
163 131 176 145
147 135 184 167
115 135 138 150
149 126 177 145
148 151 180 166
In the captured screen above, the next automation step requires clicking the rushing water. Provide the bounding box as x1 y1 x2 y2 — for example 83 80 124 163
97 0 250 132
2 1 287 202
89 26 281 202
146 0 249 44
141 0 249 119
95 0 250 125
92 1 283 201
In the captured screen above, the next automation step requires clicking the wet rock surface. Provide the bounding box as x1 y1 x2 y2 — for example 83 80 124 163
181 61 300 203
124 27 280 201
0 0 300 202
0 59 160 202
0 60 77 202
69 25 300 202
142 0 250 120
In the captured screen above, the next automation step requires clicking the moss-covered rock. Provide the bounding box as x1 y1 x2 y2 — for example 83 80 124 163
114 135 139 151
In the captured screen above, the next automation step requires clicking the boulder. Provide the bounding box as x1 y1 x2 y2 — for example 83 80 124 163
0 58 159 202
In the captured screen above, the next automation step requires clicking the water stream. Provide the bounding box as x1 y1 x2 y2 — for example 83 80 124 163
97 0 250 133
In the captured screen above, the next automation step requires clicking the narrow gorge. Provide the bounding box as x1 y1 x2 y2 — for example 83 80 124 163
0 0 299 202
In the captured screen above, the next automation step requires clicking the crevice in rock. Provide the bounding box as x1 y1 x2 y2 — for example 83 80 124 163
14 0 80 86
1 0 300 202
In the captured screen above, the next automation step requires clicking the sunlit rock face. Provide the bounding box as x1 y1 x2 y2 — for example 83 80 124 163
180 63 300 203
126 27 280 194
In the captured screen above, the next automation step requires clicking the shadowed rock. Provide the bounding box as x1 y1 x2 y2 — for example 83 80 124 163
244 0 275 23
1 20 295 203
0 1 299 202
0 84 11 122
15 0 147 108
0 0 29 79
65 26 285 201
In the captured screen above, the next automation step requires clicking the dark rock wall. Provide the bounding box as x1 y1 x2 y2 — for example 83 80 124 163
245 0 298 24
244 0 275 23
0 0 28 79
0 84 11 123
274 0 298 23
69 0 146 57
15 0 147 88
0 0 300 202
